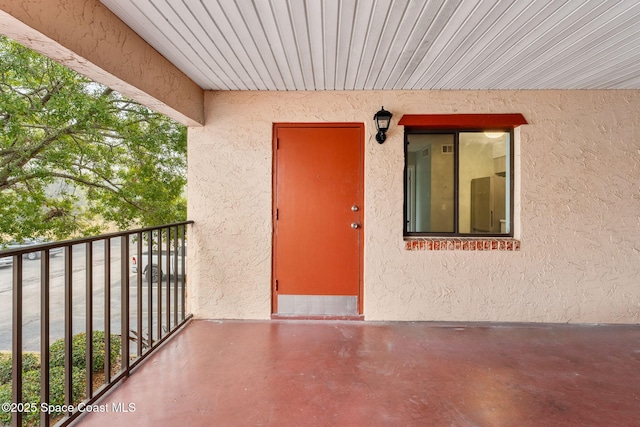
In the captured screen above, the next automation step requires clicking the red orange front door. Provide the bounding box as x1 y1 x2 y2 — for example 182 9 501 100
273 124 363 316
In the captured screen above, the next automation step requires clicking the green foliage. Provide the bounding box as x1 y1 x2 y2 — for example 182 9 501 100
21 353 39 373
0 35 187 244
0 354 10 385
0 332 121 426
0 353 37 386
0 382 10 426
1 367 87 426
49 331 122 372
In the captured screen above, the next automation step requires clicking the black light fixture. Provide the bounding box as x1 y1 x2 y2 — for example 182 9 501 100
373 106 393 144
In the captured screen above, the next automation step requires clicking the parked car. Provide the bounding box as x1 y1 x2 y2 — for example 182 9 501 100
0 255 12 268
131 245 186 283
1 238 64 260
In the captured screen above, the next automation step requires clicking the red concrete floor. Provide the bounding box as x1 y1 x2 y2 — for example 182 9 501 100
74 320 640 427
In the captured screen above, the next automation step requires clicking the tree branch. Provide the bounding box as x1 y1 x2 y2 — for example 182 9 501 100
0 125 75 186
47 171 144 211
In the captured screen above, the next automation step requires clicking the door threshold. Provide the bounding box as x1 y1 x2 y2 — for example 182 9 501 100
271 314 364 321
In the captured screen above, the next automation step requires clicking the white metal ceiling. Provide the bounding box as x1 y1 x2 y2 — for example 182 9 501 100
100 0 640 90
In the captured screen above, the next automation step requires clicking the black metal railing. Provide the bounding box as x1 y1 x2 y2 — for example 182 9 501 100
0 221 193 426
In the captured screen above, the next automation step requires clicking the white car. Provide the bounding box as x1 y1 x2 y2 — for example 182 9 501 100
3 239 64 260
0 255 12 268
131 246 186 283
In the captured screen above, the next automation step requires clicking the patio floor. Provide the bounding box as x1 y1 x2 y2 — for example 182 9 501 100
74 319 640 426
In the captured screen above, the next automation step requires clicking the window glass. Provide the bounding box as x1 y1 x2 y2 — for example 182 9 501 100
405 134 454 233
458 132 509 234
405 130 512 236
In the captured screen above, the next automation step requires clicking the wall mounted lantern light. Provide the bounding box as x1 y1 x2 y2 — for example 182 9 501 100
373 106 393 144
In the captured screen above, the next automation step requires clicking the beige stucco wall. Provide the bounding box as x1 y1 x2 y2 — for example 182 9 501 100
188 90 640 324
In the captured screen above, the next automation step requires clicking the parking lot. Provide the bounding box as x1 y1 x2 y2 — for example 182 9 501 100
0 239 178 352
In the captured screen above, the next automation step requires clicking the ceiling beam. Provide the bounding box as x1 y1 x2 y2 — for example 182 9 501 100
0 0 204 126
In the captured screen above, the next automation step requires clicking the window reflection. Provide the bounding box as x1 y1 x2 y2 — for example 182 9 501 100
405 131 510 235
406 134 454 233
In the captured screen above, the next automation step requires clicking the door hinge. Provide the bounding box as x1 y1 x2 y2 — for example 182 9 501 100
275 280 279 291
276 209 279 220
276 138 280 149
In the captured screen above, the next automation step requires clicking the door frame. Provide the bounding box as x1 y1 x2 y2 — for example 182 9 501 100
271 122 365 316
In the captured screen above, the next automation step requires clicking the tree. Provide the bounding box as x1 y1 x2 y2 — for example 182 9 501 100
0 35 187 244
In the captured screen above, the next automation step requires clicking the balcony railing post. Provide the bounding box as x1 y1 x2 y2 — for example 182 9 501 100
104 239 111 383
40 250 50 427
147 231 153 349
85 242 94 399
136 232 143 357
64 245 73 416
166 227 171 333
12 255 23 427
121 236 130 374
181 225 187 320
157 230 163 341
173 226 179 328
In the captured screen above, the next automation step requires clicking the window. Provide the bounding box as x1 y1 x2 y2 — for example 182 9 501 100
404 129 513 237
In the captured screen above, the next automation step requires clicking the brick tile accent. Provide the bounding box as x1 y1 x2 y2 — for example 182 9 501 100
405 238 521 251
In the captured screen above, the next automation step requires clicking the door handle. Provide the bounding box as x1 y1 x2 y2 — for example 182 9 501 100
351 223 360 229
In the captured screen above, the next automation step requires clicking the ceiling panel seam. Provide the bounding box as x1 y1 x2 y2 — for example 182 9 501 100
523 5 640 89
117 0 219 88
345 0 375 89
408 0 497 89
493 2 617 88
424 0 515 89
378 0 439 89
468 1 569 89
161 0 236 89
212 0 268 90
363 0 406 89
193 0 257 89
253 0 299 89
223 1 278 90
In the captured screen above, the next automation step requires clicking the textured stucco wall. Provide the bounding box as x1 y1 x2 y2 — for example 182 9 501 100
188 90 640 323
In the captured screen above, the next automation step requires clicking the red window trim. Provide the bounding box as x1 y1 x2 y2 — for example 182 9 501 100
398 113 527 129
